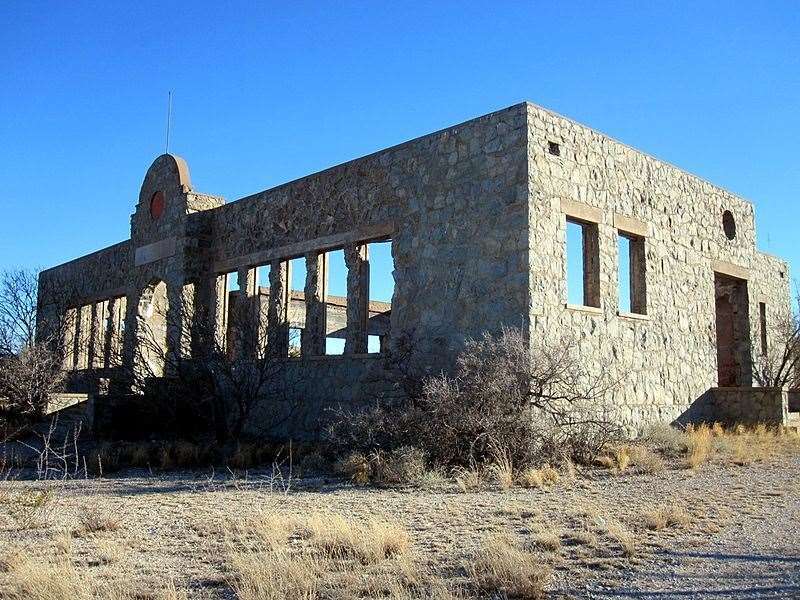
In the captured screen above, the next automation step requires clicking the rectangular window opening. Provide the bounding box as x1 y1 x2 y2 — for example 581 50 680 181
223 270 238 357
325 249 347 355
288 257 306 357
367 239 394 353
618 232 647 315
566 219 600 308
255 264 271 356
759 302 767 355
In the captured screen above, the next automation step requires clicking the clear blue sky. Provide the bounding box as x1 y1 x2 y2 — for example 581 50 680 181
1 1 798 301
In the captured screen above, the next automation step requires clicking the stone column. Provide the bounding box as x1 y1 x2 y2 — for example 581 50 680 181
268 260 290 357
77 304 92 370
103 297 119 368
89 301 107 369
203 274 228 353
303 252 328 356
235 266 258 360
344 244 369 354
64 307 78 370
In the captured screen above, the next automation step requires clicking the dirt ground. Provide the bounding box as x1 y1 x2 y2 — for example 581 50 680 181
1 443 798 599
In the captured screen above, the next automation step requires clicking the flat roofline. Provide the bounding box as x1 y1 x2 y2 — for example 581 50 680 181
523 101 758 210
229 102 529 206
39 239 130 275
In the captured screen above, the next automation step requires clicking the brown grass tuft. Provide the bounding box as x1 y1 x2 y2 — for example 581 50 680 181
303 513 410 564
467 534 551 599
228 548 322 600
685 424 713 469
642 504 692 531
73 507 121 537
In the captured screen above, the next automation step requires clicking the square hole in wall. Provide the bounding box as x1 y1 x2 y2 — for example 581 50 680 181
548 141 561 156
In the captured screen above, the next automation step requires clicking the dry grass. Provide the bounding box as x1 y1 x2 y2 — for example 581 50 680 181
73 507 121 537
642 504 692 531
2 555 129 600
517 465 560 489
228 548 322 600
602 521 637 557
303 512 410 563
684 424 713 469
467 534 551 599
454 467 484 493
628 445 666 473
489 448 515 491
531 528 562 552
596 445 631 473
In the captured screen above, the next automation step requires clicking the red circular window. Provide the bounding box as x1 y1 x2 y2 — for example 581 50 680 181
150 191 165 220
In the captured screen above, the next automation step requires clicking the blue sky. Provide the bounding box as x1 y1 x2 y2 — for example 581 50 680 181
1 1 798 303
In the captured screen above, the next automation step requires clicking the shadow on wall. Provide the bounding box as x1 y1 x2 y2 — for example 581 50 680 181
676 387 789 427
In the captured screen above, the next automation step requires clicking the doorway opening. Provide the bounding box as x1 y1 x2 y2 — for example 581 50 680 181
714 273 750 387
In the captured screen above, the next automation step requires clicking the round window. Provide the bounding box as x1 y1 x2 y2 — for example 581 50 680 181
150 191 165 220
722 210 736 240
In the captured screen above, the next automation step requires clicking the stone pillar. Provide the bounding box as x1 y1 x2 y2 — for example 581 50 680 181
344 244 369 354
204 274 228 354
89 301 106 369
77 304 92 370
268 260 290 357
236 267 258 359
63 307 78 370
103 297 119 368
303 252 328 356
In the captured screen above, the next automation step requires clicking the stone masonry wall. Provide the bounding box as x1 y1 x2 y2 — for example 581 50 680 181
37 101 792 435
525 103 791 432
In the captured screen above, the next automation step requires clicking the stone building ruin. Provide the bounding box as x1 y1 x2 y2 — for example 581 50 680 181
37 102 794 433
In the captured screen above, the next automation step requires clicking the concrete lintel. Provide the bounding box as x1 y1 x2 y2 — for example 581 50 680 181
213 222 393 273
561 199 604 224
712 259 749 281
67 286 129 309
135 237 177 266
613 213 649 237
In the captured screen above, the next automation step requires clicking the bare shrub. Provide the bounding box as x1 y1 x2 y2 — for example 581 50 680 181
753 291 800 389
327 327 621 475
467 534 551 599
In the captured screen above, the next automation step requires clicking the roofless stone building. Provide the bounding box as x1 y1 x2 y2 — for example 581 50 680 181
37 102 794 434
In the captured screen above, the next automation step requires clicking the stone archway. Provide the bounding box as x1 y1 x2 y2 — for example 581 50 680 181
137 279 169 378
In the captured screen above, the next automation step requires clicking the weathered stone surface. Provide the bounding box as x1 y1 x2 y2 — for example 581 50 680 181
37 102 791 433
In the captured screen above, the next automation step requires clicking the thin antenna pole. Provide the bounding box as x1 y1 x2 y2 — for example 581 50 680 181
165 91 172 155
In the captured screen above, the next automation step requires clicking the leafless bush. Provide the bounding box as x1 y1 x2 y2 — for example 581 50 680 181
0 269 72 427
753 290 800 389
327 327 621 470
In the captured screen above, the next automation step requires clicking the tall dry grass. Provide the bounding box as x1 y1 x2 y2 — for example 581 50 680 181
467 534 551 599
